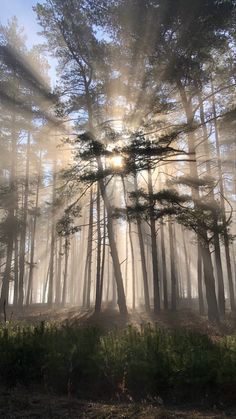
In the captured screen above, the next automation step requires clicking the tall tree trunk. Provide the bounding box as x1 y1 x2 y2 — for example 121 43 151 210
26 153 41 306
97 160 128 315
55 236 62 305
160 223 168 309
133 175 150 312
169 219 177 311
47 162 56 306
13 236 19 306
62 237 69 306
95 185 102 312
18 132 30 307
98 204 106 311
211 79 235 312
182 228 191 301
147 166 160 313
198 92 225 317
197 240 205 314
85 80 127 315
123 180 136 311
177 79 219 322
1 113 17 307
84 186 94 308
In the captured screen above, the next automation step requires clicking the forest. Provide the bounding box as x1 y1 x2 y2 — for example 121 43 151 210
0 0 236 417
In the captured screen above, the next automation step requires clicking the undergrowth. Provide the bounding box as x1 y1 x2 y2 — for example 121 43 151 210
0 322 235 402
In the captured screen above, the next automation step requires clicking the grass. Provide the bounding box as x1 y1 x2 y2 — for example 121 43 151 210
0 321 235 404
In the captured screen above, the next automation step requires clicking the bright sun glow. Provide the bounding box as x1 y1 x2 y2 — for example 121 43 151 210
110 155 124 168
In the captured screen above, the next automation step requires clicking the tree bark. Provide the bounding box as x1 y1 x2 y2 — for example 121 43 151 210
177 79 219 322
147 166 160 312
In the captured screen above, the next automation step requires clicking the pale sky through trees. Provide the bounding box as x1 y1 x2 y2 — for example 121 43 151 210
1 0 57 85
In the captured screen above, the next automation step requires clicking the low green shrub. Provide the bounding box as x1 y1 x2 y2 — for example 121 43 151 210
0 322 235 401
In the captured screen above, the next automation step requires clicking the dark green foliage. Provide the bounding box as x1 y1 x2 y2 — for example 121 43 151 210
56 212 81 237
0 323 235 401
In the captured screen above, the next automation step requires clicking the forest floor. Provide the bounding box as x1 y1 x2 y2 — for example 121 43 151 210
1 388 236 419
1 306 236 418
4 304 236 336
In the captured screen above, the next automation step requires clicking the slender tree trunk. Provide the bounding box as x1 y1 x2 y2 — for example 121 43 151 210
55 236 63 305
177 79 219 322
18 132 30 307
121 176 136 309
97 161 128 315
98 204 106 311
160 223 168 309
13 236 19 306
198 92 225 316
26 153 41 306
182 228 191 301
95 186 102 312
133 175 150 312
1 113 17 307
84 186 94 308
211 79 235 312
147 166 160 313
168 219 177 311
62 237 69 306
197 240 205 314
125 223 129 295
47 162 56 306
